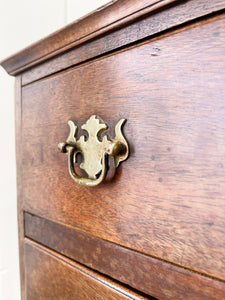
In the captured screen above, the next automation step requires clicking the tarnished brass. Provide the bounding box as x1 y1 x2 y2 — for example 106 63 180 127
58 115 129 187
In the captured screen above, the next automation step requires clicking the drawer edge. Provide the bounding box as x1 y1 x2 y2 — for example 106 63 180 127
24 212 225 300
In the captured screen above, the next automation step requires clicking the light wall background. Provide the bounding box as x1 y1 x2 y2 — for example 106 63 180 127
0 1 109 299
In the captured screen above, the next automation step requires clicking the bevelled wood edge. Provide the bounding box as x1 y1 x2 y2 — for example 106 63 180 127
21 0 225 86
24 239 153 300
0 0 178 75
15 76 25 299
24 213 225 300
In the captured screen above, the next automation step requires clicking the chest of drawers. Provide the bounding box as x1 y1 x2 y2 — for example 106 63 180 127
1 0 225 299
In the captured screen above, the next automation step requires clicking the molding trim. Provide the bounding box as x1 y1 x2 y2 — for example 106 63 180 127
0 0 177 75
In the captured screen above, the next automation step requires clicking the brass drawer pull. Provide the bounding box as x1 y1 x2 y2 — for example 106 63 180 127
58 115 129 187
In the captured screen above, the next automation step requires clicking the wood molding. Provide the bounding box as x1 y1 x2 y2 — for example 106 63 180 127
21 0 225 86
0 0 179 75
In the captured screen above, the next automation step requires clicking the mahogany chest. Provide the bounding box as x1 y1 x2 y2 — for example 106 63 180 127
1 0 225 299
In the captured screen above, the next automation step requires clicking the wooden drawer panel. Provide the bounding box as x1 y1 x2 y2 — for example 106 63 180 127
24 239 147 300
22 13 225 281
24 213 225 300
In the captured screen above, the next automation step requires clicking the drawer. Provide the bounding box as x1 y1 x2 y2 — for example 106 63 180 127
21 12 225 283
24 239 146 300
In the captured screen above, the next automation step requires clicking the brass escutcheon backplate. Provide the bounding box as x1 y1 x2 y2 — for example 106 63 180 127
58 115 129 187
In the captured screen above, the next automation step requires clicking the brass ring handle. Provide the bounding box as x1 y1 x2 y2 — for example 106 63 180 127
58 115 129 187
67 146 107 187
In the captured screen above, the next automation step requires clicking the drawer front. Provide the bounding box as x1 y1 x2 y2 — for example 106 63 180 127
22 13 225 283
24 212 225 300
24 240 146 300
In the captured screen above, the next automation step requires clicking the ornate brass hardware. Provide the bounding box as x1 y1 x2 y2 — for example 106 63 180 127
58 115 129 187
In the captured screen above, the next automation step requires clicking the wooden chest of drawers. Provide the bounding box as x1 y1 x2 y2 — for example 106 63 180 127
1 0 225 299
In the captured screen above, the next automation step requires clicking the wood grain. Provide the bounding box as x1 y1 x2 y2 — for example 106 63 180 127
24 239 149 300
14 76 25 300
25 213 225 300
21 14 225 281
0 0 177 75
21 0 225 86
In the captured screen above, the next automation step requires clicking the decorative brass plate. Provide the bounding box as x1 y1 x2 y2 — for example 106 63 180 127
58 115 129 187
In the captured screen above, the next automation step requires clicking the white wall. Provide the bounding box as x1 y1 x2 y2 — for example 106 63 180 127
0 1 109 299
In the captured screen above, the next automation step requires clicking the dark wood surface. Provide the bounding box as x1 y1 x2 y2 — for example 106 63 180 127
0 0 177 75
25 212 225 300
24 239 149 300
21 0 225 86
14 76 25 300
3 1 225 298
21 13 225 284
